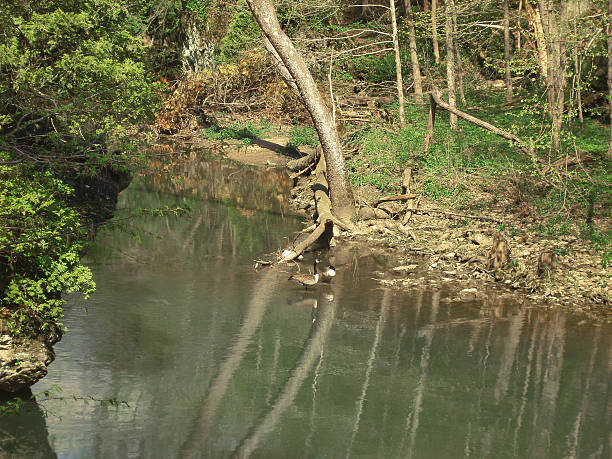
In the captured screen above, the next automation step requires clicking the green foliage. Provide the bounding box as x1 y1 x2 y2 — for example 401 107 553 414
0 0 160 336
0 0 160 169
202 121 271 144
346 88 610 246
288 125 319 149
185 0 214 21
218 1 261 64
0 163 95 335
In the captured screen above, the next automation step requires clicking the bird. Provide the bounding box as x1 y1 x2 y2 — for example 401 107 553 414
288 258 320 288
320 265 336 281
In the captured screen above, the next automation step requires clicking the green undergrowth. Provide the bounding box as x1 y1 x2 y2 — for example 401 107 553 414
202 120 272 144
346 88 612 264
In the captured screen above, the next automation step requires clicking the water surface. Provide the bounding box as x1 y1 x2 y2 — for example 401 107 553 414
2 156 611 458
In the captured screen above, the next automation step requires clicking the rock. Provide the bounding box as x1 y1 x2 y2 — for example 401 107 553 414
0 322 60 393
358 207 390 220
435 241 454 253
537 251 555 276
489 233 510 269
470 233 492 246
0 331 58 393
393 264 418 272
459 288 478 299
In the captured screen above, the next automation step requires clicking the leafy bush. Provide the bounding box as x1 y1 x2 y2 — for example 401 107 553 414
0 0 160 335
0 163 95 335
288 125 319 149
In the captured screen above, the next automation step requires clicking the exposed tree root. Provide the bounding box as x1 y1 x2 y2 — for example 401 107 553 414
280 153 354 262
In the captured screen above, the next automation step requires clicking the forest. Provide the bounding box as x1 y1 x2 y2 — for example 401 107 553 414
1 0 611 345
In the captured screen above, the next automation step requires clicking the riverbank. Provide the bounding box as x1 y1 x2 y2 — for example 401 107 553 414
162 118 611 321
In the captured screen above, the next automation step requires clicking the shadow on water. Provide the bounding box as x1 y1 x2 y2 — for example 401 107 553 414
0 389 56 458
8 156 609 458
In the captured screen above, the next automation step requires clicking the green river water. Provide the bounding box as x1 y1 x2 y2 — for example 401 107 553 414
2 156 611 458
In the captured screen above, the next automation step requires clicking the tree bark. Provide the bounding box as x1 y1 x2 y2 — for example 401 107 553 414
245 0 355 221
504 0 514 103
451 1 466 105
608 0 612 158
524 0 548 80
540 0 567 151
432 0 441 63
390 0 407 127
406 0 424 101
445 0 458 129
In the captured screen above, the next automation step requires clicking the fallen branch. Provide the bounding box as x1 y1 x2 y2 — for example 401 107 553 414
429 88 537 160
370 193 417 207
408 207 503 223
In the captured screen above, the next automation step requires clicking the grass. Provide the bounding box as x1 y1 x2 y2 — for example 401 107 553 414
202 120 272 145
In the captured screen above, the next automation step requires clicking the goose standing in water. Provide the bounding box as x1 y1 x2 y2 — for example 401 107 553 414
289 258 320 288
320 265 336 281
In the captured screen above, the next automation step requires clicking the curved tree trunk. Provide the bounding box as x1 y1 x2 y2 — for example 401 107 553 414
245 0 355 221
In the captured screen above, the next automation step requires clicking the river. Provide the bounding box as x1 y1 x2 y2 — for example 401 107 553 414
2 155 611 458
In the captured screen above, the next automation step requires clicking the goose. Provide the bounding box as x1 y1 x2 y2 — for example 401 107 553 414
321 265 336 279
289 258 320 287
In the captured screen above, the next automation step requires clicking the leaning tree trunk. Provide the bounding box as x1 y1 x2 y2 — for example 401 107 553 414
406 0 424 101
608 0 612 158
390 0 407 127
245 0 355 221
445 0 458 129
504 0 514 102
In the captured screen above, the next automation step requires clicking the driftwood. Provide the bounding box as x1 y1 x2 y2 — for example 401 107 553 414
428 88 537 159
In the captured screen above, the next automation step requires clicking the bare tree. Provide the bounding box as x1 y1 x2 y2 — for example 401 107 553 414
405 0 424 101
540 0 568 151
452 0 466 104
445 0 458 129
245 0 355 221
391 0 407 127
432 0 441 63
504 0 514 102
524 0 548 80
